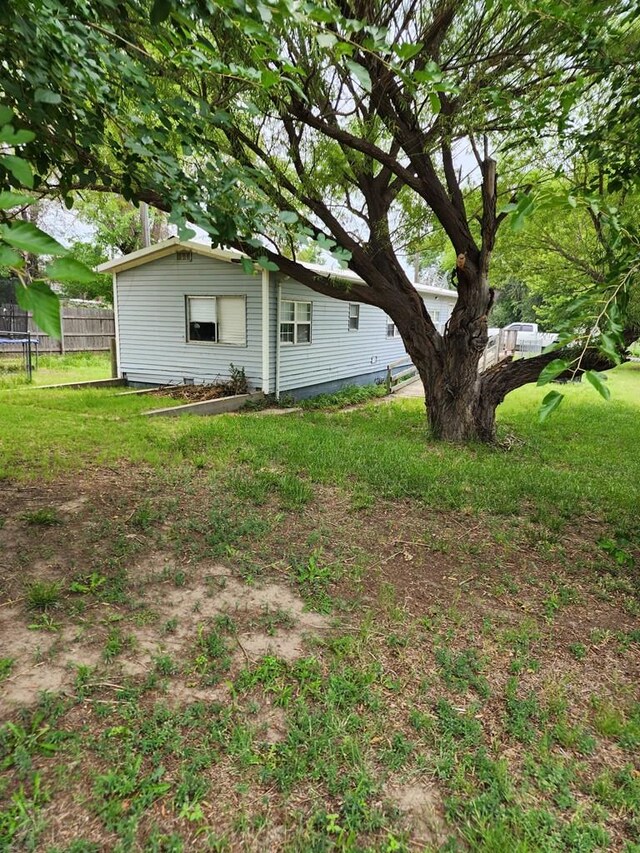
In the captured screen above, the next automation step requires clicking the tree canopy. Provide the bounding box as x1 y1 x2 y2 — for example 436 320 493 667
1 0 638 439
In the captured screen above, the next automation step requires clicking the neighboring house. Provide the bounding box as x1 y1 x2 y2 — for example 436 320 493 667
98 238 458 398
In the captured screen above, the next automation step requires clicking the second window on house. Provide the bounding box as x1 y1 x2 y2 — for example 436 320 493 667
280 300 312 344
186 295 246 345
348 303 360 330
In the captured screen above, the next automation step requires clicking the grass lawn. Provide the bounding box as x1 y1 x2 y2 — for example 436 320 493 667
0 352 112 389
0 365 638 851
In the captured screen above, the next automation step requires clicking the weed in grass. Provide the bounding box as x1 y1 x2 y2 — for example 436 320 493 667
21 507 61 526
569 642 587 660
25 580 62 611
192 624 232 684
591 764 640 815
141 827 186 852
173 570 187 587
173 769 209 821
28 613 61 632
435 646 491 698
162 617 178 634
130 499 162 531
291 551 335 613
154 654 178 676
256 604 296 636
501 620 541 674
350 487 375 510
0 716 66 777
618 628 640 651
598 535 635 568
74 664 95 698
0 772 49 852
214 613 237 634
504 677 542 743
524 748 577 810
543 581 578 620
69 572 107 595
0 657 14 681
92 756 171 836
379 732 415 770
591 698 640 750
103 628 134 662
205 507 269 557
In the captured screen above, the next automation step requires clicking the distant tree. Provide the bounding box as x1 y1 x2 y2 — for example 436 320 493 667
74 194 170 257
59 241 112 302
489 280 541 330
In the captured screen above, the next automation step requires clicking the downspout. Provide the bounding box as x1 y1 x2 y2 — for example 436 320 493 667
112 272 121 379
275 280 281 399
261 269 270 394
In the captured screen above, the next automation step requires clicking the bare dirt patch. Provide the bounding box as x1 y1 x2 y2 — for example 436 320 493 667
385 780 449 848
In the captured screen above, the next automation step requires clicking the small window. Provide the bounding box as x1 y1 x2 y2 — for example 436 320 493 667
187 296 217 341
186 295 246 345
348 303 360 331
386 316 397 338
280 299 312 344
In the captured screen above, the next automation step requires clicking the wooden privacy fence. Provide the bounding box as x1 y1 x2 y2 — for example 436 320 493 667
0 304 115 354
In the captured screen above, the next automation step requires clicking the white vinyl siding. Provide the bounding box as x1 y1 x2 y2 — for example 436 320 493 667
116 254 261 387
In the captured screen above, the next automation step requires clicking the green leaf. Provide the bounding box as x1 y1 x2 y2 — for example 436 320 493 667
0 155 34 188
316 33 337 49
16 280 61 338
537 358 569 385
539 390 564 422
0 106 13 125
394 42 423 61
34 88 61 104
45 257 98 284
0 125 36 145
256 256 279 272
599 333 621 363
278 211 298 224
0 191 34 210
345 59 371 93
428 92 441 114
240 257 254 275
0 221 67 255
150 0 172 24
0 244 22 267
584 370 610 401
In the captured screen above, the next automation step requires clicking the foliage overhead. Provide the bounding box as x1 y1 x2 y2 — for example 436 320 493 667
1 0 638 435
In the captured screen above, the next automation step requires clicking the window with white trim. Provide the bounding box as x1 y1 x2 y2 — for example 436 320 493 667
186 295 246 345
386 316 398 338
348 303 360 331
280 300 312 344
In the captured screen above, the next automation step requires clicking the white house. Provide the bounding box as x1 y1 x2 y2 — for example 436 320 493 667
98 238 458 399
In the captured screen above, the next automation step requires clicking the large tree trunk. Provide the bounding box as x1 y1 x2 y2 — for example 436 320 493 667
412 344 497 444
396 264 498 444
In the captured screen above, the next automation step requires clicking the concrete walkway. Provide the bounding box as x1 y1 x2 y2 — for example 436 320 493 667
392 378 423 398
